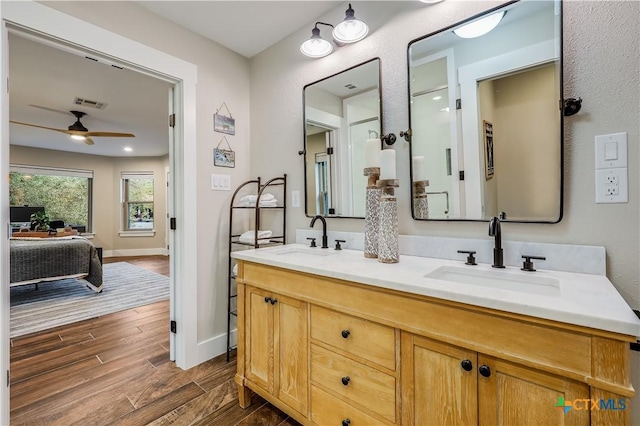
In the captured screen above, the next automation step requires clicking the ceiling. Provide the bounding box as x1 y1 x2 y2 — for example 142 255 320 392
9 1 341 158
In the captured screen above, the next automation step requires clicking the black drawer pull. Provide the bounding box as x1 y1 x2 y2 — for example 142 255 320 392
342 419 351 426
264 296 271 303
270 298 277 305
479 365 491 378
460 359 473 371
341 376 350 386
341 329 350 339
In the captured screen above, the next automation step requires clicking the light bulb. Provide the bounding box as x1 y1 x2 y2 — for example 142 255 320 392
453 11 505 39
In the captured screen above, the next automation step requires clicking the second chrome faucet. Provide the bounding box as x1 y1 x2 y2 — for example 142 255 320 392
488 216 505 268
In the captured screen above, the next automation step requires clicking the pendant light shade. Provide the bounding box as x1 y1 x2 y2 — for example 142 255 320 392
301 23 334 58
453 11 505 39
332 3 369 44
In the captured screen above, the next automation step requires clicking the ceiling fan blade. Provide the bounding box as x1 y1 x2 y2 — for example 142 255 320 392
84 137 95 146
28 104 73 116
83 131 135 138
10 120 69 134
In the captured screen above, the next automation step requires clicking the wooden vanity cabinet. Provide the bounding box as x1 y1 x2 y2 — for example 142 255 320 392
401 333 590 425
241 285 308 418
235 261 635 426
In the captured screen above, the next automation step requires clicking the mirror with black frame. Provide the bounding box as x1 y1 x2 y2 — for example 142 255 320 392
304 58 381 218
408 0 562 222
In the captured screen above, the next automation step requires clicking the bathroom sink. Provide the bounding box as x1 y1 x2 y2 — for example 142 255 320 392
269 247 336 256
425 266 560 296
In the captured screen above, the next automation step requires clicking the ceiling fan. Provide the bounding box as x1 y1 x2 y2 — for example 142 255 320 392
10 110 135 145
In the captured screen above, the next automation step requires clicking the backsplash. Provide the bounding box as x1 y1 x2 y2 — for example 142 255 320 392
296 229 606 276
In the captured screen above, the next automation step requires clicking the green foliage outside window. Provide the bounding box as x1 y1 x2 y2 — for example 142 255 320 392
124 176 154 230
9 172 89 226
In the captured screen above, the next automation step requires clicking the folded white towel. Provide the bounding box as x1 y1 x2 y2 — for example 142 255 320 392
232 264 238 276
239 235 272 245
238 229 272 245
240 230 272 239
239 193 275 203
239 199 279 207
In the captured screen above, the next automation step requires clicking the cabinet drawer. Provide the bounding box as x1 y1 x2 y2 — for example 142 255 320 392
311 305 395 370
311 344 396 423
311 385 387 426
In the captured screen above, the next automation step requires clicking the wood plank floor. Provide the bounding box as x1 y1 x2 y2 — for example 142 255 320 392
10 255 298 425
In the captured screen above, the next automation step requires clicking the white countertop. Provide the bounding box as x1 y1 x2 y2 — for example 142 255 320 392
232 244 640 338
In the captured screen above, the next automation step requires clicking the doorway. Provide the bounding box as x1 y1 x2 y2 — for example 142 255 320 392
0 3 199 422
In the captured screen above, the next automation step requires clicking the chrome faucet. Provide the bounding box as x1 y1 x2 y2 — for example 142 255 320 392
488 216 505 268
310 215 328 248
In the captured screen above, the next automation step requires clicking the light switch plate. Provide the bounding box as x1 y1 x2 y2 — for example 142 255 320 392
291 190 300 208
211 174 231 191
595 132 627 169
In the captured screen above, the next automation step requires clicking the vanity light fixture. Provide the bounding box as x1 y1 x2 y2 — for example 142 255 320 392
333 3 369 44
300 22 334 58
453 11 505 39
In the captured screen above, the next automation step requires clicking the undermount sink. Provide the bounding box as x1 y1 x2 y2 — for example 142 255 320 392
269 247 336 256
425 265 561 296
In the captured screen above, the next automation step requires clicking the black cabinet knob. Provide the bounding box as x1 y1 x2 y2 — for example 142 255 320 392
264 296 271 303
270 298 277 305
341 376 350 386
479 365 491 377
341 330 350 339
342 419 351 426
460 359 473 371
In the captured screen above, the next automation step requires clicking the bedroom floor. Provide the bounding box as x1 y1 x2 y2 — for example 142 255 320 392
10 255 297 425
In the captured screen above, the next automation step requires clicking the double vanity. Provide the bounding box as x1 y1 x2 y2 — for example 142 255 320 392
232 244 640 425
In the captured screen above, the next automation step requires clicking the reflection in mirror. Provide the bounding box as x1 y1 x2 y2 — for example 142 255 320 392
304 58 381 218
408 0 562 222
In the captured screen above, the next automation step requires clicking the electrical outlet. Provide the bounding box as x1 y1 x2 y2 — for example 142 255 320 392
596 168 627 203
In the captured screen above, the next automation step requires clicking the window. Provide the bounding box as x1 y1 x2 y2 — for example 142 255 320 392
122 172 154 231
9 165 93 231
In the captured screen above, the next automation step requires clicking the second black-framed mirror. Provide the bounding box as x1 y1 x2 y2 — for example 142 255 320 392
408 0 563 223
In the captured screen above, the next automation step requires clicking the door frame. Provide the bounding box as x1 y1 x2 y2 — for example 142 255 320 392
0 2 199 421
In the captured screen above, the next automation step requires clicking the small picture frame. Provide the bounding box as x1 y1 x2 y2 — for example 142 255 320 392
483 120 494 179
214 113 235 135
214 148 235 168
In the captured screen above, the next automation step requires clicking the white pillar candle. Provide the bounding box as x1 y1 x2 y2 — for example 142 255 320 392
412 156 425 181
380 149 396 180
365 139 381 168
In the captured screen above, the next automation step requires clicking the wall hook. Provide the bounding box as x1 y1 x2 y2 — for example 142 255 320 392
399 129 412 142
563 97 582 116
381 133 396 146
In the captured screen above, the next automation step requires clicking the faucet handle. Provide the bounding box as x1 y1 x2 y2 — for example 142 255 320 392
306 237 317 248
457 250 477 265
334 239 346 250
521 255 546 272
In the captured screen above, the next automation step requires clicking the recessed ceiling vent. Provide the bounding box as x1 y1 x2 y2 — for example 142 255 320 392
73 97 107 110
345 83 357 90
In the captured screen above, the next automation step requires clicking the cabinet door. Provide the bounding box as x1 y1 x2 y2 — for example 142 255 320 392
273 293 308 416
401 333 478 425
245 286 274 393
478 355 589 426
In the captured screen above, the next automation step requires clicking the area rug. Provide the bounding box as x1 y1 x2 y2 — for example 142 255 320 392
10 262 169 338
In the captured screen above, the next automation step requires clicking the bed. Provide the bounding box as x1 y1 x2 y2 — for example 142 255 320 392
9 236 103 292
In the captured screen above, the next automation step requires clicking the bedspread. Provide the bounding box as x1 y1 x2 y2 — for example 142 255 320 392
10 237 103 292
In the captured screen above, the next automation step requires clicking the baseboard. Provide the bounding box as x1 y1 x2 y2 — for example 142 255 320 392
104 248 169 258
197 329 237 364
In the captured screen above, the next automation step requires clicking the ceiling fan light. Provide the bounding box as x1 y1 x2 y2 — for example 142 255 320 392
70 134 86 141
453 11 505 39
301 25 333 58
332 3 368 44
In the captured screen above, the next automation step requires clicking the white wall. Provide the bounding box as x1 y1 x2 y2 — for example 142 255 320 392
41 1 252 344
250 0 640 419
